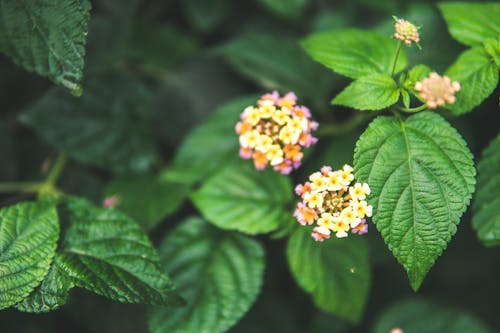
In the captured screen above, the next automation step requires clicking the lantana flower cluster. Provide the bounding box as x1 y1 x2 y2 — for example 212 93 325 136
393 17 420 45
414 72 461 109
236 91 318 174
294 165 372 241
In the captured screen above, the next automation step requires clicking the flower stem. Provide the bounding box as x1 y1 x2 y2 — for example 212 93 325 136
391 41 402 77
397 104 427 113
46 154 68 187
316 113 377 137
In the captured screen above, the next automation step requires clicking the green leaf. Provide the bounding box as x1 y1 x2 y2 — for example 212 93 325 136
0 0 91 94
473 134 500 246
446 47 499 115
181 0 228 32
148 217 265 333
0 201 59 310
373 299 492 333
21 74 157 175
220 35 335 106
56 197 182 306
167 96 257 185
105 175 189 231
286 228 370 323
258 0 308 19
301 29 407 79
403 64 432 91
439 2 500 47
354 112 475 290
15 256 74 313
192 160 293 235
332 74 399 111
484 37 500 68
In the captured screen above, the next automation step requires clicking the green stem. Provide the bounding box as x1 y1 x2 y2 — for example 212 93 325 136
391 41 402 77
397 104 427 113
316 112 377 137
0 182 42 193
46 154 68 187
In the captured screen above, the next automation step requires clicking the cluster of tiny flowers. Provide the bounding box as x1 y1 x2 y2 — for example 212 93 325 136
394 18 420 45
103 195 120 208
414 72 461 109
236 91 318 174
294 165 372 241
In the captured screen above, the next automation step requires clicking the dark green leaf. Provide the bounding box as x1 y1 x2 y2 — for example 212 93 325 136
301 29 407 79
57 197 182 306
192 160 293 235
21 74 157 175
0 0 91 94
332 74 399 111
148 217 265 333
287 228 370 323
354 112 475 290
0 201 59 310
446 47 499 115
439 2 500 47
258 0 308 19
181 0 228 32
473 133 500 246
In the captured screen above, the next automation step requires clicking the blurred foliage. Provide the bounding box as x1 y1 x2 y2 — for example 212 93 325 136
0 0 499 332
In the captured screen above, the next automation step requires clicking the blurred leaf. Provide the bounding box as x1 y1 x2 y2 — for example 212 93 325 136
332 74 399 111
473 133 500 246
439 2 500 47
372 299 492 333
286 228 370 323
0 0 91 94
181 0 229 32
221 35 335 108
105 175 189 231
21 74 157 175
354 112 475 290
192 160 293 235
149 217 265 333
57 197 183 306
310 11 352 32
446 47 499 115
258 0 308 19
0 201 59 310
0 120 16 179
166 96 257 185
302 29 407 79
15 256 74 313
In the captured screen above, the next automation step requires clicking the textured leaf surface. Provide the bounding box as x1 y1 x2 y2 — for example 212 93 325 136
0 202 59 310
221 35 335 106
354 112 475 290
473 134 500 246
287 228 370 323
192 160 293 235
446 47 499 115
105 176 189 231
439 2 500 47
167 96 257 185
57 197 182 306
21 74 157 175
373 299 492 333
149 217 265 333
332 74 399 111
0 0 91 94
301 29 407 79
15 256 74 313
258 0 308 19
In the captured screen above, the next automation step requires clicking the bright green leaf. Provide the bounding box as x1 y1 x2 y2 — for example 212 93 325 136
221 35 335 106
148 217 265 333
105 176 189 231
0 201 59 310
15 256 74 313
484 37 500 67
166 96 257 185
21 74 157 175
439 2 500 47
332 74 399 111
301 29 407 79
286 228 370 323
192 160 293 235
354 112 475 290
258 0 308 19
473 134 500 246
373 299 492 333
446 47 499 115
0 0 91 94
403 64 432 91
56 197 183 306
